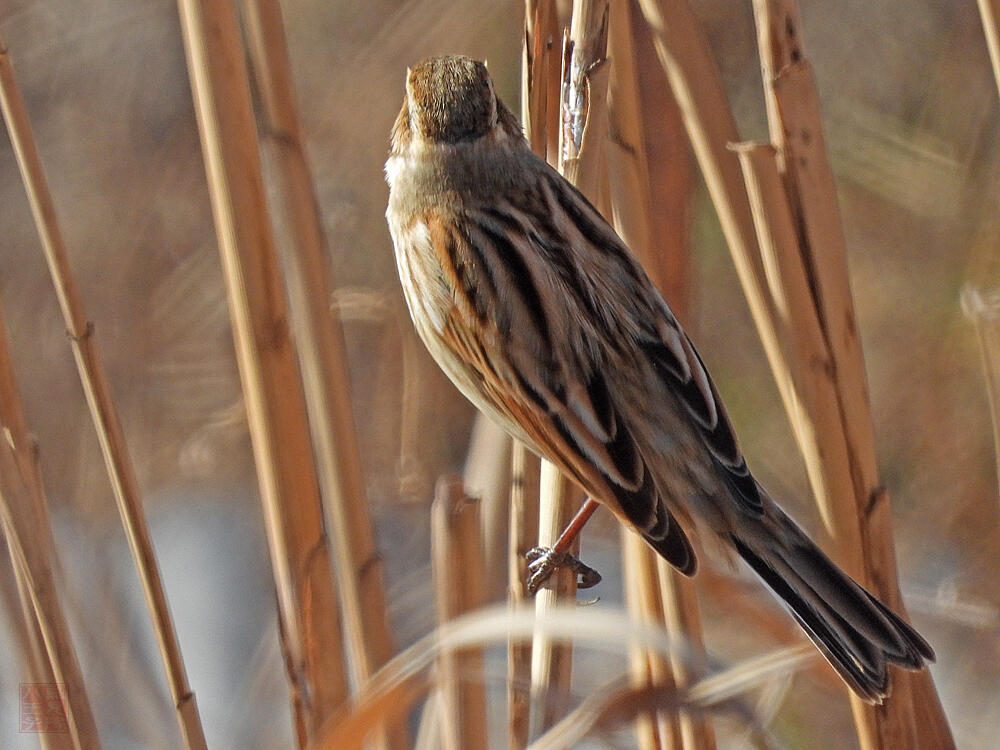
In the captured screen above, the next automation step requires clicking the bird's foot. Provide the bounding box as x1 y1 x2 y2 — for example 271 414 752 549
525 546 602 595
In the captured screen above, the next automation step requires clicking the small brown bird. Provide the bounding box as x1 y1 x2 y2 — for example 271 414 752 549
385 54 933 703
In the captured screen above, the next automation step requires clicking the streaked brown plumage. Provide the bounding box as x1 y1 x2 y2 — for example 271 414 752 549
385 54 933 703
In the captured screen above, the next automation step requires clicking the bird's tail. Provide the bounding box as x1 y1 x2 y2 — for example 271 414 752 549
730 506 934 703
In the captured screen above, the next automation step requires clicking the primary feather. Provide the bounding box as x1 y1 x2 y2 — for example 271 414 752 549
385 54 933 702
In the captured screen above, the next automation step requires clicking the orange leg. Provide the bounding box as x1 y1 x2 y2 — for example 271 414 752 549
525 498 602 594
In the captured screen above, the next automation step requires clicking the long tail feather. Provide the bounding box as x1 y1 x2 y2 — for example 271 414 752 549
729 508 934 703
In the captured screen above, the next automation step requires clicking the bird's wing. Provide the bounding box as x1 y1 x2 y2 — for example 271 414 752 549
532 166 766 518
419 202 696 574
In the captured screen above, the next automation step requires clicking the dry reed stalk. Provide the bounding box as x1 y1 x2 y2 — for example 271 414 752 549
979 0 1000 99
0 302 101 749
750 3 954 746
605 4 713 748
431 476 488 750
237 5 405 748
174 0 348 744
622 534 680 750
507 441 541 750
0 32 206 750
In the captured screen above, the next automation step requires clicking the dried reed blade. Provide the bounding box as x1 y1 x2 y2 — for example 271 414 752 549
0 31 206 750
237 5 404 749
174 0 347 744
978 0 1000 99
325 601 802 750
0 302 101 749
432 476 488 750
750 3 953 745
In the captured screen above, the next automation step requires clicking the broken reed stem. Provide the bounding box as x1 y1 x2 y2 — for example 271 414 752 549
606 3 713 749
432 477 488 750
0 301 101 750
237 5 405 749
559 0 611 197
0 32 206 750
174 0 347 744
750 3 953 747
978 0 1000 100
463 416 512 601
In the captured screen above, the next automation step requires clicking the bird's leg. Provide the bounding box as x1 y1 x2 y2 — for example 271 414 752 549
525 498 602 594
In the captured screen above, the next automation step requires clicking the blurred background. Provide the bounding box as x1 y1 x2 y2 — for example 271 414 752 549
1 0 998 747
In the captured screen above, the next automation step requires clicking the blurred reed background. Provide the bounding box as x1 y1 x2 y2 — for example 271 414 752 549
0 0 998 748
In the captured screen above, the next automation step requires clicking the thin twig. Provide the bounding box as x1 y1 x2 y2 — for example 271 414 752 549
174 0 347 744
0 31 206 750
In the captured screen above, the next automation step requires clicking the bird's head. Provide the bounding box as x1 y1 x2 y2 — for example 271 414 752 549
391 55 521 152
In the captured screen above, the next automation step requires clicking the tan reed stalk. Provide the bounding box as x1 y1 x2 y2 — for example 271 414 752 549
236 5 405 748
622 536 681 750
0 32 207 750
750 3 954 746
174 0 348 744
605 4 713 749
431 476 488 750
508 442 542 750
0 302 101 749
978 0 1000 99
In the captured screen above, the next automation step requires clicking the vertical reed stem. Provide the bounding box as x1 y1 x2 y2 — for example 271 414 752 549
175 0 347 744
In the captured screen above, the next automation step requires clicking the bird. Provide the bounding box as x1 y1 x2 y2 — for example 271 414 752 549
384 54 933 703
